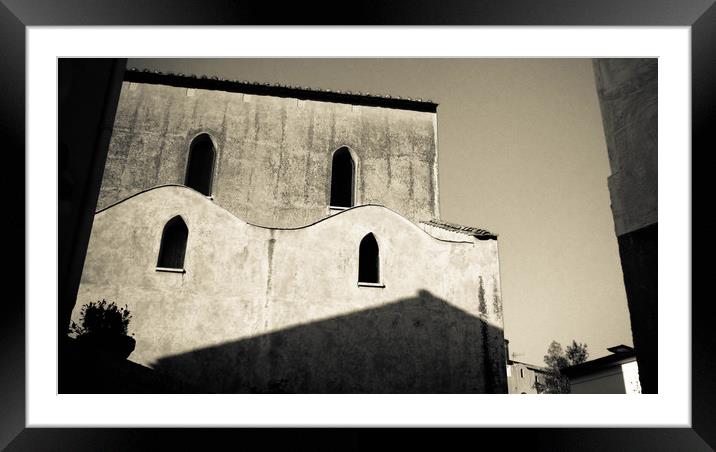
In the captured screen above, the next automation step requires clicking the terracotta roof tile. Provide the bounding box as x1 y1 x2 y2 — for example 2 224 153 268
421 219 497 239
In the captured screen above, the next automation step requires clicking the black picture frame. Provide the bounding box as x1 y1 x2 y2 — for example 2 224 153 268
2 1 710 450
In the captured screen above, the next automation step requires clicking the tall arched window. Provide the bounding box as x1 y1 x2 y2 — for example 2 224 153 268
185 134 215 196
330 147 355 208
358 233 380 284
157 216 188 269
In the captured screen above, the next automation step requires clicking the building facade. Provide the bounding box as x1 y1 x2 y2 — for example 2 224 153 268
592 59 657 393
73 69 507 393
506 361 548 394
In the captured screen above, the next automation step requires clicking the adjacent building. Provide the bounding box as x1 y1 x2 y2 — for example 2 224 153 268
506 360 548 394
562 345 642 394
592 59 657 393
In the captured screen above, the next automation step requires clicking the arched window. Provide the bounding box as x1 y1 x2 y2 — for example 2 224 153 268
330 147 355 208
185 134 215 196
358 233 380 284
157 216 188 269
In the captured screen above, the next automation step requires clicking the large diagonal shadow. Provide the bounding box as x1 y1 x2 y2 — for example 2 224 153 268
152 290 506 393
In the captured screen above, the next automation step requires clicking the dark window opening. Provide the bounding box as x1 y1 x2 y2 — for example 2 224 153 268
359 233 380 283
185 134 215 196
157 216 188 269
330 147 355 208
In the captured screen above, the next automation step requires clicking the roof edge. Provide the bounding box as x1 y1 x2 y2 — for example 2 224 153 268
421 218 498 240
124 68 438 113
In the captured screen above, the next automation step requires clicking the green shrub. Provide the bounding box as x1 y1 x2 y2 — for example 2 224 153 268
69 299 132 337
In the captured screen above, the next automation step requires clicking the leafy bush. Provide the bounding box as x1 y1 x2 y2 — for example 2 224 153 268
69 299 132 337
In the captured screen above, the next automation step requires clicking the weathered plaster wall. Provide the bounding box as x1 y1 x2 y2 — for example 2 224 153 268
98 82 439 228
592 59 657 236
75 186 505 393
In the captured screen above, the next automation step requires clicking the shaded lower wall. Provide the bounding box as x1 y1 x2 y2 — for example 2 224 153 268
152 290 506 393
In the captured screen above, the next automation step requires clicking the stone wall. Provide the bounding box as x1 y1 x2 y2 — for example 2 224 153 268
98 81 439 228
592 58 657 236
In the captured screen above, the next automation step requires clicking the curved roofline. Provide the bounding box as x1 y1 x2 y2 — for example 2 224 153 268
125 68 438 113
95 184 485 245
96 184 192 214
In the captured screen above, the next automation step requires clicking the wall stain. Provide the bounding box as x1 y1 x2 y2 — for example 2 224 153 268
245 169 254 204
329 108 336 148
253 107 261 146
215 100 230 193
303 108 315 203
408 162 415 213
241 102 251 158
190 97 198 130
385 118 393 188
260 230 276 370
154 96 173 184
265 231 276 307
492 276 502 321
273 105 287 201
124 100 141 159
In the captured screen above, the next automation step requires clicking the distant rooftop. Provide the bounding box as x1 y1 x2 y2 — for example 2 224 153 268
422 219 497 240
607 344 634 354
124 67 438 113
562 345 637 379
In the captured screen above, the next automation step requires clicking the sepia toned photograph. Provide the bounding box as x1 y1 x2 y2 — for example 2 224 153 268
58 57 656 395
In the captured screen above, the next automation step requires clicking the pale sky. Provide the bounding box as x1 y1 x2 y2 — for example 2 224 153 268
128 58 634 365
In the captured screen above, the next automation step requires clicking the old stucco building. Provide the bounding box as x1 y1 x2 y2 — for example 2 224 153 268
73 68 507 393
506 361 548 394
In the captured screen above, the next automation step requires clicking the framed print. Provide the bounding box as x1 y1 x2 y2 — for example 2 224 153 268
3 0 711 450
